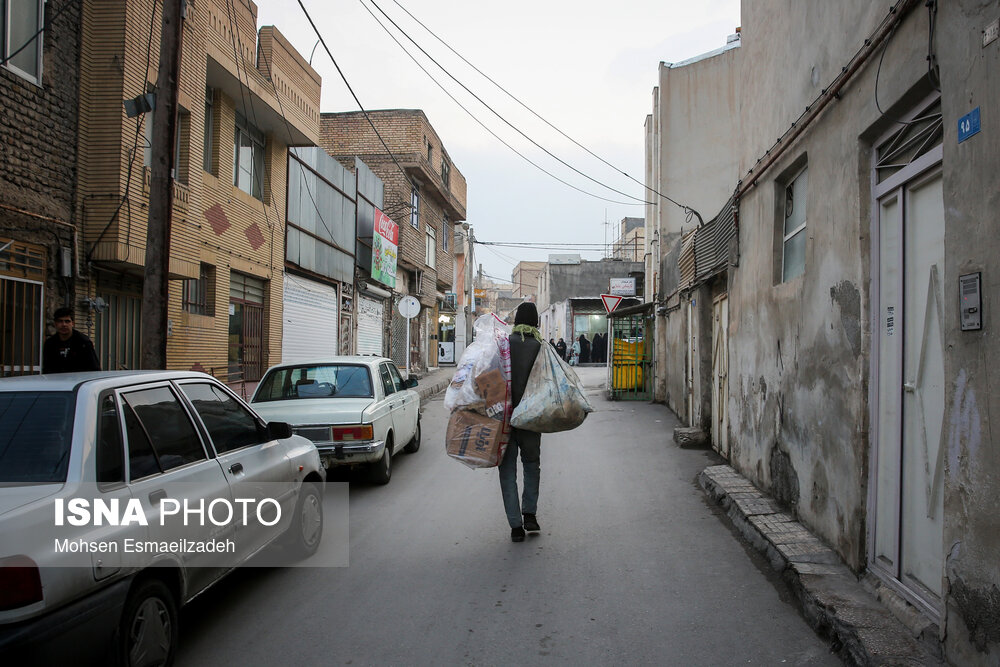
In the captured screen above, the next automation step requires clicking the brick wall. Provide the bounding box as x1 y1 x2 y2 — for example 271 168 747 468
0 0 82 321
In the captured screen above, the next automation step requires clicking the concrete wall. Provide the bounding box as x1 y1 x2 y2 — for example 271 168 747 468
937 1 1000 662
539 259 643 308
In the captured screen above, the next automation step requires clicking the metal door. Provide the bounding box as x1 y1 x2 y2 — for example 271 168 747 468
712 294 729 458
872 151 945 616
0 276 43 376
686 299 695 425
609 311 652 401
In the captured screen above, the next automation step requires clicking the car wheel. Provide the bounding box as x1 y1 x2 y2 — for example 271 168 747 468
285 481 323 558
119 578 177 667
403 418 421 454
371 434 393 485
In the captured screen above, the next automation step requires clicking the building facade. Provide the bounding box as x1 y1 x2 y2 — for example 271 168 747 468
75 0 319 385
646 2 1000 662
319 109 466 372
511 260 545 300
1 0 82 376
611 217 645 262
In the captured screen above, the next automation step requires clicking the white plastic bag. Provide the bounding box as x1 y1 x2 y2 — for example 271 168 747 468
510 341 593 433
444 314 514 468
444 314 511 413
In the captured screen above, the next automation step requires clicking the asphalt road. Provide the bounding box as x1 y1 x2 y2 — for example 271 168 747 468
176 367 839 666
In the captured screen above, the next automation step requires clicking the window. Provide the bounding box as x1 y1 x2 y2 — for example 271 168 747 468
426 225 436 269
780 166 808 282
234 113 265 199
379 364 395 396
441 215 449 251
180 383 262 454
0 391 74 483
386 363 405 392
427 143 433 162
254 364 374 401
2 0 44 84
410 187 419 228
122 386 206 479
203 86 215 173
96 394 124 486
441 159 450 188
182 263 214 316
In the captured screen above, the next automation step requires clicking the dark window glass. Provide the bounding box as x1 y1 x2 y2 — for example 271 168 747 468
123 402 159 480
181 383 262 454
96 394 124 485
122 387 205 473
379 365 395 396
387 363 405 393
0 391 74 483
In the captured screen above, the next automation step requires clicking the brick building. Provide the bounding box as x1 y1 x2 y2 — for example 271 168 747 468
511 261 545 300
320 109 467 371
76 0 319 382
1 0 82 376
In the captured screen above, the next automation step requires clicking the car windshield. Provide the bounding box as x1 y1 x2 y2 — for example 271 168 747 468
0 391 75 483
254 365 374 402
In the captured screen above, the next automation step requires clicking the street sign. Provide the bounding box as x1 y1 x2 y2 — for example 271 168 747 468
609 278 635 296
601 294 624 314
397 295 420 319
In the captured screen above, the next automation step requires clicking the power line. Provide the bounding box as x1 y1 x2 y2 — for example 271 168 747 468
358 0 639 207
365 0 652 206
385 0 702 218
296 0 414 190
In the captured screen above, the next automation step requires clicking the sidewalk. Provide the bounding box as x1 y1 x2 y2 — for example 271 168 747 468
410 366 453 406
699 465 943 666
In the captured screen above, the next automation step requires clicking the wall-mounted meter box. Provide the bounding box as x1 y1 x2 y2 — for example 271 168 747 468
960 272 982 331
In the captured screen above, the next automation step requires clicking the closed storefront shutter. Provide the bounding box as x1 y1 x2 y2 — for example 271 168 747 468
282 274 339 363
357 295 384 356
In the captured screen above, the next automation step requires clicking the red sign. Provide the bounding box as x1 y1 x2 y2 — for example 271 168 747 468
375 208 399 245
601 294 623 314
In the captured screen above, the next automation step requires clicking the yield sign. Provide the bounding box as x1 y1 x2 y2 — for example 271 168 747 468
601 293 623 314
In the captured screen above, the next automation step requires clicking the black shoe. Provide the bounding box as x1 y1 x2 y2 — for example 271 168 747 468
522 513 540 532
511 526 526 542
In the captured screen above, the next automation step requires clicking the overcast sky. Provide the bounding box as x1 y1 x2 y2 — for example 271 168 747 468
255 0 742 283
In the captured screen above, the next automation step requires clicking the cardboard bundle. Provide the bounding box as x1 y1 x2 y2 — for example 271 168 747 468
446 369 511 468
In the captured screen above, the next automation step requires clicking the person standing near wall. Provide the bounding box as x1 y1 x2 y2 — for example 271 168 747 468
42 307 101 374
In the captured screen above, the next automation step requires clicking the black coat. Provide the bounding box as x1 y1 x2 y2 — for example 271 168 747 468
508 332 541 449
554 340 567 360
42 330 100 373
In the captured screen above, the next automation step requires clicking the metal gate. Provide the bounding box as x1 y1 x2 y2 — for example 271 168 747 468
609 309 653 400
0 276 43 376
711 294 730 458
229 273 265 382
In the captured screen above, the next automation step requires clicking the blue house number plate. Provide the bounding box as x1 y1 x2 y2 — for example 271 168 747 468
958 107 981 143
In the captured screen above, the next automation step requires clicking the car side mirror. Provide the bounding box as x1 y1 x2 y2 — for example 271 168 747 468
404 377 418 389
266 421 293 440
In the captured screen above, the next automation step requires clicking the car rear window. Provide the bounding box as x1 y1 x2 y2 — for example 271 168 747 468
0 391 75 483
254 365 373 402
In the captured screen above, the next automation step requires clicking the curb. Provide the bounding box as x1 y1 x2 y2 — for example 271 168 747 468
698 465 943 667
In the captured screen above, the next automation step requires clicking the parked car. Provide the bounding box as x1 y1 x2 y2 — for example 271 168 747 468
0 371 325 666
250 357 421 484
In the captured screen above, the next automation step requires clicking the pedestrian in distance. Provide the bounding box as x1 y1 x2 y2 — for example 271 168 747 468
502 302 544 543
548 338 556 349
555 337 567 361
578 334 591 364
42 307 100 374
569 338 580 366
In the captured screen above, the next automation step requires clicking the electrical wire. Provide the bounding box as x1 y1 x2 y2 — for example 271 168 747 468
296 0 414 190
364 0 652 206
359 0 641 206
384 0 701 216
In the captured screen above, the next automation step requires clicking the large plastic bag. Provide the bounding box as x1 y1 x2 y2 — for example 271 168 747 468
445 314 513 468
510 341 594 433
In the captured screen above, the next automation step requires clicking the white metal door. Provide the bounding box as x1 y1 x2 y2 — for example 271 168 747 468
282 275 338 363
686 299 695 425
357 296 384 356
873 167 945 615
712 295 729 458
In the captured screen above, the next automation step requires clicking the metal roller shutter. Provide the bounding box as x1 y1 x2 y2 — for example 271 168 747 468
356 295 384 356
282 274 339 362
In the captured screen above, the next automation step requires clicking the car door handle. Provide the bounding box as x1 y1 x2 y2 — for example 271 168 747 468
229 462 244 475
149 489 167 506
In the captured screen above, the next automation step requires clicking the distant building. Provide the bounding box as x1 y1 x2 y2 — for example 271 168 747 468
537 258 643 342
511 261 545 300
611 217 645 262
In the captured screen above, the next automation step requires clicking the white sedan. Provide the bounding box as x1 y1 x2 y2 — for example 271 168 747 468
251 357 421 484
0 370 325 666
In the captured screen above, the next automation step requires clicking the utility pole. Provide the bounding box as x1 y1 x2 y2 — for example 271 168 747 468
141 0 185 369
